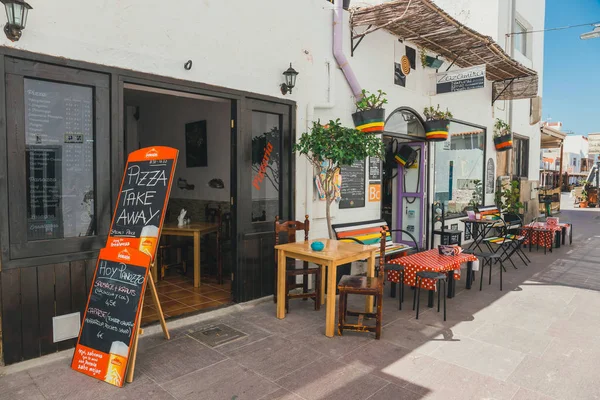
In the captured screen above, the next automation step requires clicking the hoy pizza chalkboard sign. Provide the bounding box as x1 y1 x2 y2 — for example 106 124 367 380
71 247 150 387
107 146 178 261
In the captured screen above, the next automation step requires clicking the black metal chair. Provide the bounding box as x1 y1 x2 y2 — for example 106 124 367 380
413 271 447 321
344 228 419 310
476 218 510 291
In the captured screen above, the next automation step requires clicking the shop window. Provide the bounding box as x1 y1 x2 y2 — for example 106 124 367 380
572 158 577 167
25 79 96 241
433 122 485 218
251 111 281 223
512 136 530 178
4 59 110 263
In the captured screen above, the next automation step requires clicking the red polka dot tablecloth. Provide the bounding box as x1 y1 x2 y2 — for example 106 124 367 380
386 249 477 291
522 223 570 249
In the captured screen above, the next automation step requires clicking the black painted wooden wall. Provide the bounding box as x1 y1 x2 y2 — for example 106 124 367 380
1 258 97 364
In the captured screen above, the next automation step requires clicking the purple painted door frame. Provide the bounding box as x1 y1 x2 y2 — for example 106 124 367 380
396 142 426 249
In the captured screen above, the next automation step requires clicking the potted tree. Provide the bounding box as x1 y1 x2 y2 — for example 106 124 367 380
493 118 513 152
580 182 589 208
352 89 387 133
294 119 384 238
423 105 452 141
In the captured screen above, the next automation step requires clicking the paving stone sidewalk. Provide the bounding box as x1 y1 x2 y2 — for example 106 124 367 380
1 208 600 400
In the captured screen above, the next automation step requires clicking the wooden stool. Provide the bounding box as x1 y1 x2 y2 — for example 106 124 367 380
413 271 447 321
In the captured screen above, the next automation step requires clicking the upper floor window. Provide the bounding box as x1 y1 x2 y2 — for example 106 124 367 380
514 18 531 58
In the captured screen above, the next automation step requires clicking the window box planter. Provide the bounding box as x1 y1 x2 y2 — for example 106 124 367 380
352 108 385 133
494 133 513 152
424 119 450 141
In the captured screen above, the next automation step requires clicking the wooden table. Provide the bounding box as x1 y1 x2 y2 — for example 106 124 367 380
161 222 219 287
274 239 378 338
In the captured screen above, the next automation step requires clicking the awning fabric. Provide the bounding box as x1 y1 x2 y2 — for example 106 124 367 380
540 126 566 149
350 0 538 100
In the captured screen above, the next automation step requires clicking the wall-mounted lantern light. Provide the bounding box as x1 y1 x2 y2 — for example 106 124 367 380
1 0 32 42
280 63 299 95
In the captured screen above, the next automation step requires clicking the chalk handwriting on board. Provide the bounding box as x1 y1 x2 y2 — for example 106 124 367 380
72 247 150 387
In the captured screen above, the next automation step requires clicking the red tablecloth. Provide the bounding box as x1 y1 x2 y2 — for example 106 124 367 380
386 249 477 290
522 222 570 249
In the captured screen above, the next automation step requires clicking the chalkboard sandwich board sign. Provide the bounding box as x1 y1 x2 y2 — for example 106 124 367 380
107 146 178 261
71 247 151 387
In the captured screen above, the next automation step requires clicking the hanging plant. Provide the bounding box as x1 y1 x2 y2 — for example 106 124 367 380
423 105 452 141
352 89 387 133
493 118 513 152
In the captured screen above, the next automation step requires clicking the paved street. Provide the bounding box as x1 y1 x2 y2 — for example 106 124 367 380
1 207 599 400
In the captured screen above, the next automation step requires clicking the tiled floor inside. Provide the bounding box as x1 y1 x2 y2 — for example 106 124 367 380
142 271 233 325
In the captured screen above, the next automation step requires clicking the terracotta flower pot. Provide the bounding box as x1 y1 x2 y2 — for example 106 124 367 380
580 201 588 208
494 133 513 152
352 108 385 133
424 119 449 141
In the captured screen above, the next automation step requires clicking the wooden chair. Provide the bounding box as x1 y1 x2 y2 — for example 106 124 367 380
337 227 387 339
274 215 321 312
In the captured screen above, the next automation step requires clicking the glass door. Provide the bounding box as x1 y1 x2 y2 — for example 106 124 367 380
396 142 426 249
235 99 292 302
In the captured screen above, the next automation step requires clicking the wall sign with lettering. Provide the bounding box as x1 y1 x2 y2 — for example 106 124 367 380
107 146 178 260
340 159 366 209
369 157 381 181
71 247 150 387
436 65 485 94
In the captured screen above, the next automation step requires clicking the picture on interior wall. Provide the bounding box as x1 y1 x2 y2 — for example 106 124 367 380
185 120 208 167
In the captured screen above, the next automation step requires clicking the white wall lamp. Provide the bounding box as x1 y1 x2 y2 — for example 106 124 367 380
0 0 32 42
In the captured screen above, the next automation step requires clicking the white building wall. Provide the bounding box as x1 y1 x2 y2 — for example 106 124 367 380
1 0 544 238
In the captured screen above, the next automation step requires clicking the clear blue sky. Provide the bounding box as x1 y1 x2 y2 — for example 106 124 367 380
543 0 600 135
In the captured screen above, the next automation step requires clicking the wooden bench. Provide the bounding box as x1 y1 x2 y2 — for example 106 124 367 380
331 219 417 258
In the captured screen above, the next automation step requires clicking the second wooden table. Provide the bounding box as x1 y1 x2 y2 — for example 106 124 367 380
161 222 219 287
274 239 378 337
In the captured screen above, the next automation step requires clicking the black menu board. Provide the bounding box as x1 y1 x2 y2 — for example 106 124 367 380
79 258 147 354
110 159 174 239
340 159 366 209
369 157 381 181
26 146 63 240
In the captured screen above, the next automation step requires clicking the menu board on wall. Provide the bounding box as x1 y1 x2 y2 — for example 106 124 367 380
340 159 366 209
24 79 94 240
107 146 178 261
369 157 381 181
26 146 63 240
71 247 150 387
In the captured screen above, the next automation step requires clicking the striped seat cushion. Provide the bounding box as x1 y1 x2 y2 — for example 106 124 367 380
332 219 413 258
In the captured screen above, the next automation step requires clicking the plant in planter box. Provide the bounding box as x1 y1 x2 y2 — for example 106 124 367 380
352 89 387 133
493 118 513 152
497 180 524 216
419 47 443 69
294 119 384 238
423 105 452 141
580 180 589 208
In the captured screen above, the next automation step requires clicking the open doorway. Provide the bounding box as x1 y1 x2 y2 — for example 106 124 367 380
123 83 234 324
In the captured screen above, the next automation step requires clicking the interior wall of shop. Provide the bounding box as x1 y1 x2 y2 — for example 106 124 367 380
124 91 232 203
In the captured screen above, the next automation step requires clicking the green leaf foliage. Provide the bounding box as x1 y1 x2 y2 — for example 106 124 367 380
493 118 511 138
355 89 388 112
423 105 453 121
294 119 384 169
